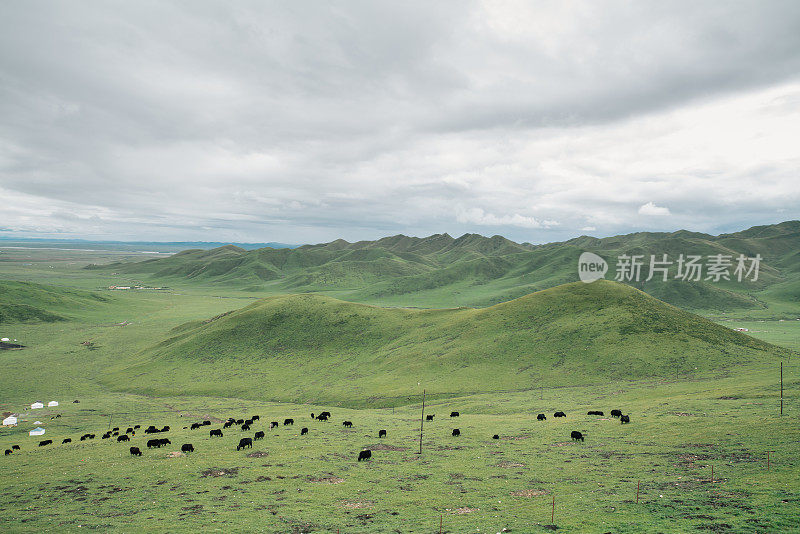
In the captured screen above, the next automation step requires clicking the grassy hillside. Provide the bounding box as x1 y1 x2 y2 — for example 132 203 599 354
87 221 800 314
0 280 110 324
103 281 787 406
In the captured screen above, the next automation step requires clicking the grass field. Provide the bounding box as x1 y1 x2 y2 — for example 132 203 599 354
0 248 798 532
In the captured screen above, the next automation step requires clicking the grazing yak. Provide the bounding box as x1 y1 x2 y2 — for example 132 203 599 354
587 411 604 416
244 419 253 426
319 411 332 419
284 418 294 426
4 449 11 455
378 429 387 438
571 431 584 442
316 414 329 421
117 435 130 442
190 423 201 430
241 424 251 431
537 413 546 421
426 414 435 421
301 427 308 435
620 415 630 424
270 421 279 429
209 429 223 437
126 427 134 434
39 439 53 447
237 438 253 451
133 425 140 430
181 443 194 453
452 429 460 437
161 426 170 432
12 445 20 451
147 439 162 448
342 421 353 428
159 438 171 446
144 426 159 434
223 421 233 429
129 447 142 456
310 413 314 419
554 411 566 418
492 434 500 439
254 431 265 440
610 409 622 418
202 420 211 426
102 433 110 439
450 411 459 418
358 449 372 462
62 438 72 444
112 427 119 432
235 419 244 425
251 415 260 421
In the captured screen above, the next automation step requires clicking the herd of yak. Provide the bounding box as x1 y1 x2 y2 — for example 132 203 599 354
4 408 630 461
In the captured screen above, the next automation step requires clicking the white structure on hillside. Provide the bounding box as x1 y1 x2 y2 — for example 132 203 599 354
48 401 59 407
31 402 44 409
2 415 17 426
1 338 9 342
29 427 45 436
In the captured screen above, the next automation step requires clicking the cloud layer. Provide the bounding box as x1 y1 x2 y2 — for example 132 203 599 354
1 1 799 243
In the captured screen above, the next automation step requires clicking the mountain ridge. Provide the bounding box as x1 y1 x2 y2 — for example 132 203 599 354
87 221 800 313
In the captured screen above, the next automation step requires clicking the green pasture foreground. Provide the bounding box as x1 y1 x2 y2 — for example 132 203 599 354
1 363 798 533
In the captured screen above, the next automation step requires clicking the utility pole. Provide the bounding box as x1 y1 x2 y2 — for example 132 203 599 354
418 389 425 454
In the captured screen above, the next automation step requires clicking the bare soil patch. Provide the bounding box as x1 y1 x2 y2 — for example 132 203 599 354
307 474 344 484
200 467 239 478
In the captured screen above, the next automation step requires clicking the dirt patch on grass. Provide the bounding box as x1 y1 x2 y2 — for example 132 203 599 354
307 474 344 484
446 507 479 514
510 489 548 497
340 500 373 509
200 467 239 478
167 451 185 458
495 461 525 468
246 451 269 458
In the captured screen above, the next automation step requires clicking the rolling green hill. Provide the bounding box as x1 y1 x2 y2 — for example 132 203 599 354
103 280 787 406
0 280 110 324
88 221 800 313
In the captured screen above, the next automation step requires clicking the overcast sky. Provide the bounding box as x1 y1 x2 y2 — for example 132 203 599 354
1 1 799 245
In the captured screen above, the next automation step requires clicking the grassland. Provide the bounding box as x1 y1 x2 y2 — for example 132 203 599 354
0 246 798 533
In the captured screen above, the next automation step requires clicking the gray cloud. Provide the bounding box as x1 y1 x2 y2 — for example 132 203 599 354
1 1 799 244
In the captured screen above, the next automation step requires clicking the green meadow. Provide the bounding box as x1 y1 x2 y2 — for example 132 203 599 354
0 244 798 533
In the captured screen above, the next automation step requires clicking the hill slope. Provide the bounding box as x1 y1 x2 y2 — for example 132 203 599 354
88 221 800 313
0 280 110 324
103 281 786 406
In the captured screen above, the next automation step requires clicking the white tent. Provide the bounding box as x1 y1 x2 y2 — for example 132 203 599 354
29 427 45 436
33 421 42 425
31 402 44 409
48 401 59 407
2 415 17 426
0 337 9 342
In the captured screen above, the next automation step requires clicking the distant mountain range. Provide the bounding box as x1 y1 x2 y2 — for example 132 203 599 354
0 237 297 252
87 221 800 314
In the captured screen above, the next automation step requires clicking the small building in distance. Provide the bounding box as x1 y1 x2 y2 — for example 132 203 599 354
2 415 18 426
